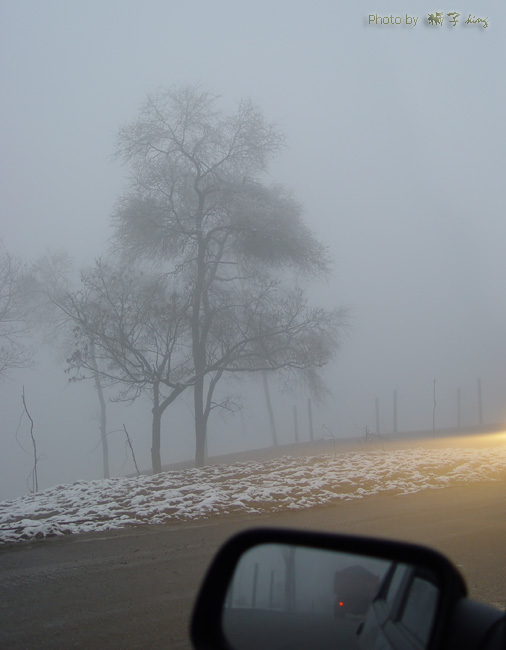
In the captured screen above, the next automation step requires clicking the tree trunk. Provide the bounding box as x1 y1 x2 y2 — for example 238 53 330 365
150 384 187 474
192 227 208 468
151 383 162 474
262 371 279 447
90 344 109 479
194 375 207 467
97 380 109 479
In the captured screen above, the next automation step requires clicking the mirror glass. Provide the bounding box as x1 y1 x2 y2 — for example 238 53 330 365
222 543 440 650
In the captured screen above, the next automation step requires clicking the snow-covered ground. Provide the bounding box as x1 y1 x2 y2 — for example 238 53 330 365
1 446 505 544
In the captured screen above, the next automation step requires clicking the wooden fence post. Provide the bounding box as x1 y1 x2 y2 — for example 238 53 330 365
308 398 314 442
393 390 398 435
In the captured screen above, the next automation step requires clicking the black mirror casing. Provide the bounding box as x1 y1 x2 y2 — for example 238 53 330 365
190 528 469 650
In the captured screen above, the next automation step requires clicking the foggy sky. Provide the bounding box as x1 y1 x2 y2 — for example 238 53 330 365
1 1 505 500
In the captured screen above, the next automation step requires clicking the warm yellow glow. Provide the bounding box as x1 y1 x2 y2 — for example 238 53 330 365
391 428 506 452
431 430 506 449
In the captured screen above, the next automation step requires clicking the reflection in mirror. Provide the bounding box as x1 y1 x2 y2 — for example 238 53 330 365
222 543 440 650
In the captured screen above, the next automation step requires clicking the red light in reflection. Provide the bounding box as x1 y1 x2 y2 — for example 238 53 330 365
339 602 344 607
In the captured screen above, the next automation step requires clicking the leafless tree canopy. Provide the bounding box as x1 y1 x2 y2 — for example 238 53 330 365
113 86 330 276
60 260 193 398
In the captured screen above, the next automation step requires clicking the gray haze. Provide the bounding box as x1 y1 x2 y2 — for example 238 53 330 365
1 1 505 500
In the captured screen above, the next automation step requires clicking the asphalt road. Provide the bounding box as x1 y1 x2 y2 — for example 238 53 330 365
1 480 505 649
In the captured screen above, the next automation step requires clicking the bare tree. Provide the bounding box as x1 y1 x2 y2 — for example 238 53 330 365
0 242 33 380
113 85 344 466
57 259 193 473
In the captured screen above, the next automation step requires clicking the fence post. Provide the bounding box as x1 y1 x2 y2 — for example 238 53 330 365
393 390 398 435
477 378 483 426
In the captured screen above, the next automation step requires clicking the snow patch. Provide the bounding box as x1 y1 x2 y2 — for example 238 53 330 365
1 447 505 544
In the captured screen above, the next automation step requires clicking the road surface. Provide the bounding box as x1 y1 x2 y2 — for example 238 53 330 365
1 480 505 649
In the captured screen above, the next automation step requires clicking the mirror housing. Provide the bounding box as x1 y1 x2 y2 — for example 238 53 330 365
191 528 468 650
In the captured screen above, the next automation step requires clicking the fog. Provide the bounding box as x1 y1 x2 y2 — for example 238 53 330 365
1 1 505 500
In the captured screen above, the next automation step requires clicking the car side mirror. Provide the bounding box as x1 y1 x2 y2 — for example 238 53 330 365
190 528 468 650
